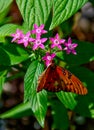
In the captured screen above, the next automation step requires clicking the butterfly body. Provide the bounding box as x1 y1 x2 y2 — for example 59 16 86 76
37 63 88 95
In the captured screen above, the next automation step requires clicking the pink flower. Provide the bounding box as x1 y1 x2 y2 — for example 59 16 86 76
31 24 47 38
64 37 78 55
32 37 47 50
17 31 34 47
11 29 23 42
42 52 56 67
49 33 65 50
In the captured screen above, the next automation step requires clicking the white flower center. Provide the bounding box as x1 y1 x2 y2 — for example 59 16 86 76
23 36 28 42
36 39 41 45
54 39 59 44
47 56 51 61
16 33 20 38
69 44 73 50
36 28 41 33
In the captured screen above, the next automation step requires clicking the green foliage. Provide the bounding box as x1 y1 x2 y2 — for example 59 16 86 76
0 43 29 66
50 0 88 29
16 0 52 29
69 67 94 117
0 0 13 13
0 102 33 118
89 0 94 5
0 77 5 97
0 0 13 26
57 40 94 66
56 92 77 110
0 24 22 37
51 100 69 130
0 66 8 96
24 61 47 127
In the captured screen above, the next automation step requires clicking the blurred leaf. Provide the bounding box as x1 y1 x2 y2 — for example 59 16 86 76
16 0 52 29
0 66 8 76
0 66 8 97
0 7 10 25
56 92 77 110
0 24 22 37
0 102 33 118
0 43 29 66
68 66 94 118
75 95 94 118
51 100 69 130
24 61 47 127
89 0 94 5
0 77 5 97
0 0 13 13
50 0 88 30
58 40 94 66
60 19 73 37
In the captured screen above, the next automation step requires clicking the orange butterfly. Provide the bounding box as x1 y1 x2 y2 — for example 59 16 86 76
37 63 88 95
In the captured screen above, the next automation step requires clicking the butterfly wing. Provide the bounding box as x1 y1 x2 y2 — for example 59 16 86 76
37 64 63 92
37 67 50 92
37 63 88 95
56 66 88 95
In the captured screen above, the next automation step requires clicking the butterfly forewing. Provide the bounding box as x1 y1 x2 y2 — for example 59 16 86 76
37 64 88 95
56 66 88 95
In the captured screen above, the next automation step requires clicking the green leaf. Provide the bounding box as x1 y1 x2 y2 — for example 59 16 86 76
0 24 22 37
68 66 94 118
74 95 94 118
51 100 69 130
24 61 47 127
50 0 88 30
56 92 77 110
0 0 13 13
0 66 8 97
0 43 29 66
62 40 94 66
0 102 33 118
0 76 5 97
16 0 52 29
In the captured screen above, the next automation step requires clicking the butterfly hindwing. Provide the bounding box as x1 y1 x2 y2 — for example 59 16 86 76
56 66 87 95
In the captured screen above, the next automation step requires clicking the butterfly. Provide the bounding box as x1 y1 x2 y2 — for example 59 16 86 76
37 63 88 95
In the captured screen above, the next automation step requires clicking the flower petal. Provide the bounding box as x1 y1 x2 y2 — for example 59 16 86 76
41 38 47 43
32 44 38 50
51 43 56 48
51 53 56 58
39 44 45 49
34 24 38 29
24 42 28 47
55 33 59 39
57 45 62 50
72 43 78 48
40 24 44 29
60 39 65 43
68 37 72 44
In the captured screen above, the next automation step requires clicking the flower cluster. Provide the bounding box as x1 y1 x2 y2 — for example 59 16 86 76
11 24 78 67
